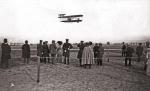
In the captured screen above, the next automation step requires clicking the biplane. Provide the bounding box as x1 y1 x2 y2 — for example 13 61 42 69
58 14 83 23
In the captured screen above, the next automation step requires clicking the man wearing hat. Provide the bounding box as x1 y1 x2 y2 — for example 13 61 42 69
49 40 57 64
136 43 144 62
37 40 43 63
125 44 134 66
22 40 30 64
122 42 126 57
1 38 11 68
77 41 85 66
62 39 73 65
42 41 50 63
97 43 104 66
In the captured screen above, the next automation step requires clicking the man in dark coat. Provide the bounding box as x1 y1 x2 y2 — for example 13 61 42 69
136 43 143 62
146 41 149 48
125 44 134 66
93 43 99 64
77 41 84 66
122 42 126 57
49 40 57 64
62 39 73 65
42 41 50 63
37 40 43 63
97 43 104 66
1 38 11 68
22 40 30 64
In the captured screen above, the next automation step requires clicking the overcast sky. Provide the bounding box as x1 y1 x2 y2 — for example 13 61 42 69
0 0 149 43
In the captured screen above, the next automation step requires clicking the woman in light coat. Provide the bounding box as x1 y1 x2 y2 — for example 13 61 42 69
57 41 63 63
81 42 94 69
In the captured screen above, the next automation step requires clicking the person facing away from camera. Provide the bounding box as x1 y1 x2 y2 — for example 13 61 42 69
122 42 126 57
125 44 134 66
93 43 99 64
97 43 104 66
62 39 73 65
49 40 57 64
37 40 43 63
1 38 11 68
136 43 143 62
77 41 85 67
57 41 63 63
22 40 30 64
143 50 148 71
146 41 150 48
42 41 50 63
81 42 94 69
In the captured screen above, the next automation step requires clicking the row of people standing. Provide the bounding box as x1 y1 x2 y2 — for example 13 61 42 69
77 41 93 68
0 38 73 68
79 41 144 68
37 40 50 63
37 39 73 64
93 43 104 66
77 41 104 69
121 42 144 66
0 38 146 69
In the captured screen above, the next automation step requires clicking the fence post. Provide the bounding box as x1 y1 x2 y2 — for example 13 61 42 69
107 42 110 62
107 50 109 62
37 56 40 83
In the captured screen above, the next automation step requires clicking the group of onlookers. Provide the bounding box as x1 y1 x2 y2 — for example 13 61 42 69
77 41 94 68
0 38 73 68
21 39 73 65
0 38 104 69
121 42 147 66
37 39 73 65
78 41 148 69
93 43 104 66
0 38 150 73
77 41 104 69
121 42 135 66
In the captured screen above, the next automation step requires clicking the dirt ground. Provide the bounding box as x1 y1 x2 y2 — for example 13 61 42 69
0 51 150 91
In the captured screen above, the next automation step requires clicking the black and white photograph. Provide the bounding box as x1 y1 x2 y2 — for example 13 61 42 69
0 0 150 91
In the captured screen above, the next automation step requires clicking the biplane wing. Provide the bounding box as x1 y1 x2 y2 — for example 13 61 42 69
58 14 83 23
58 14 83 18
61 19 82 23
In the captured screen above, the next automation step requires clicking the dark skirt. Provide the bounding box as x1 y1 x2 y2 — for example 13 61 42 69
77 50 83 59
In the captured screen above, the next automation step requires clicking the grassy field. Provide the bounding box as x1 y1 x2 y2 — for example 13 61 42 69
0 44 150 91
